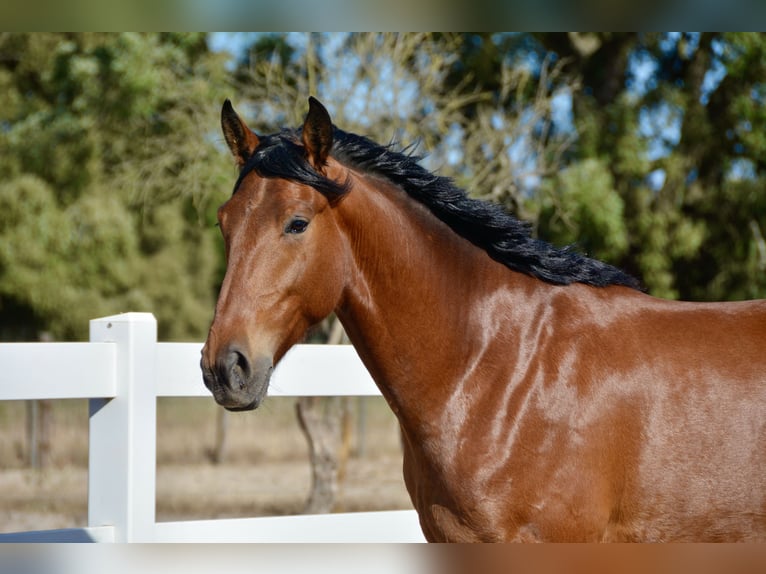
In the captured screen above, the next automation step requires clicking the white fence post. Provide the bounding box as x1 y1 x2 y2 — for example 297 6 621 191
88 313 157 542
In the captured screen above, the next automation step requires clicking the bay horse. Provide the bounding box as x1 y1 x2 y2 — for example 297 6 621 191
201 96 766 542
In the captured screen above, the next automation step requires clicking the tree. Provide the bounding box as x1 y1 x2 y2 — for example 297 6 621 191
0 33 231 341
429 32 766 301
534 32 766 300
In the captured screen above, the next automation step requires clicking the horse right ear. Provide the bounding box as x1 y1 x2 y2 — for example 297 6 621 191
221 99 260 168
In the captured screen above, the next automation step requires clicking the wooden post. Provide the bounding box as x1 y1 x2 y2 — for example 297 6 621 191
26 400 38 468
26 332 55 470
25 400 53 469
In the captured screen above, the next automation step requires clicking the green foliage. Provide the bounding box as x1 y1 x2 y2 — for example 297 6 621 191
0 33 230 340
271 32 762 302
537 159 629 263
440 32 766 301
0 176 140 336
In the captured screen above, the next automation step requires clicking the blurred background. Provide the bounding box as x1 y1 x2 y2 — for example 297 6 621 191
1 32 765 531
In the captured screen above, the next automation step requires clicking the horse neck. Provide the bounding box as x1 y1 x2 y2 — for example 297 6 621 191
333 172 528 432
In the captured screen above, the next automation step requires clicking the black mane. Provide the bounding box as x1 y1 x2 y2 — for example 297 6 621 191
237 126 641 289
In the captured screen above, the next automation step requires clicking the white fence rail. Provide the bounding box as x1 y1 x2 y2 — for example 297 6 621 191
0 313 424 543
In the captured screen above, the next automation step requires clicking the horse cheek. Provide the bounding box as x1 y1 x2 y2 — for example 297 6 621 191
301 242 347 326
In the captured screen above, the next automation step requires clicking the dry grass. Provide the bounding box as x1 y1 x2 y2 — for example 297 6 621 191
0 396 412 534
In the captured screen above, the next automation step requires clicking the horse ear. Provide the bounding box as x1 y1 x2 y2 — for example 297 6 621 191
221 99 260 168
302 96 333 172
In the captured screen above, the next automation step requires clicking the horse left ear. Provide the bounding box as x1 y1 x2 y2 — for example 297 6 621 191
221 99 260 168
302 96 333 172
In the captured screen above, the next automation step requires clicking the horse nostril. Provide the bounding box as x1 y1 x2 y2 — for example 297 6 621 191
224 348 251 390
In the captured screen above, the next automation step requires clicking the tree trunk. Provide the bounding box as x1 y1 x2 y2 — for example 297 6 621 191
296 396 342 514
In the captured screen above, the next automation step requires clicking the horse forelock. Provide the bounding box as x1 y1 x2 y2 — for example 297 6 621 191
232 129 349 200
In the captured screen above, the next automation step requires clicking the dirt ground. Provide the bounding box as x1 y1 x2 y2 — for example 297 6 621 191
0 396 413 534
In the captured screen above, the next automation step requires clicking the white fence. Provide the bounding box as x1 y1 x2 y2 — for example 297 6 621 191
0 313 425 543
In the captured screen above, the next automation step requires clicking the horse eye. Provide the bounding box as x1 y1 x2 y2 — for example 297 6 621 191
285 218 309 235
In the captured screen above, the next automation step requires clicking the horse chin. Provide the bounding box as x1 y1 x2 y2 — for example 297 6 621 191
213 378 269 412
223 400 260 412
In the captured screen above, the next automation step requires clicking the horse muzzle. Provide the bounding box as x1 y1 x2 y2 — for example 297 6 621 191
201 345 273 411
